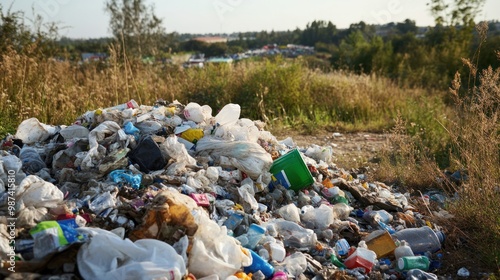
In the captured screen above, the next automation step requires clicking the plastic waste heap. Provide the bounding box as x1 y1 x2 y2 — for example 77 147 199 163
0 99 454 280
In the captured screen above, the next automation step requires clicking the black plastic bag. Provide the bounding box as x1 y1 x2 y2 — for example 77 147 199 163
128 135 166 173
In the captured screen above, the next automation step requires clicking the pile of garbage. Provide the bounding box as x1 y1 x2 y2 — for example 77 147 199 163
0 100 456 280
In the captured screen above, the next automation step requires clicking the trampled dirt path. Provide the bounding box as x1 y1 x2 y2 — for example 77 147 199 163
272 130 390 166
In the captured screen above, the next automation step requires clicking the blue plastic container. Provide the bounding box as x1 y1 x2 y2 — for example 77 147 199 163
244 249 275 278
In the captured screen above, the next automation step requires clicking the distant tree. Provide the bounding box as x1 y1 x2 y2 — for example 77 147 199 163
426 0 486 88
0 4 29 54
205 42 227 57
105 0 165 57
396 19 418 34
0 4 59 57
300 20 337 46
182 39 207 53
428 0 485 27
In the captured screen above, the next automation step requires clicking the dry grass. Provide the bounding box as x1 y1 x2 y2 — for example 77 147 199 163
373 114 443 190
445 62 500 271
373 22 500 275
0 46 449 143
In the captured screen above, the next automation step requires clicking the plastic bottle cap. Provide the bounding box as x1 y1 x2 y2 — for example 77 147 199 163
397 258 405 270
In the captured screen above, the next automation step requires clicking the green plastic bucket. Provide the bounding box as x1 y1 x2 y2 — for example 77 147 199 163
269 148 314 191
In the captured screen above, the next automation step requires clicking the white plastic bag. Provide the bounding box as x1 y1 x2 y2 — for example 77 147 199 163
189 214 252 279
299 204 334 229
283 252 308 277
215 104 240 126
162 136 197 165
183 102 205 123
0 154 26 192
16 175 63 208
277 203 301 223
195 138 273 180
17 205 49 228
237 184 258 213
213 118 259 142
205 166 219 182
15 118 57 144
77 227 186 280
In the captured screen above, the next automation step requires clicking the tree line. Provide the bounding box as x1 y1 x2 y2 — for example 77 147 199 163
1 0 499 90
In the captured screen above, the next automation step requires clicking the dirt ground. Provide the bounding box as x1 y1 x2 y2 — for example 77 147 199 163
272 130 390 168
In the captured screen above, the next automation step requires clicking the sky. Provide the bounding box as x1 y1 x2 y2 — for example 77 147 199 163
7 0 500 39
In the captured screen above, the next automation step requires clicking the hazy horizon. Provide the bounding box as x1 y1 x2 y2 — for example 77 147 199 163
8 0 500 39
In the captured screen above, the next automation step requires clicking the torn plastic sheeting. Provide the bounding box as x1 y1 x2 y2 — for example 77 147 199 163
305 144 333 163
195 137 273 180
77 227 186 280
134 121 163 134
51 140 88 170
59 125 90 140
277 203 301 223
237 184 259 213
282 252 308 278
81 121 122 170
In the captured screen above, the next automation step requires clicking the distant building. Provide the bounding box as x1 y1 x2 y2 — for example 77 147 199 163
193 36 228 44
81 53 107 62
183 53 205 68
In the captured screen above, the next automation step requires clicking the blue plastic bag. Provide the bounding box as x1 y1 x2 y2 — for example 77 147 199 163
109 169 142 189
123 122 140 138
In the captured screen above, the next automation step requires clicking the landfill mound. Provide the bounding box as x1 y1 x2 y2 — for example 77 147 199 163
0 100 455 280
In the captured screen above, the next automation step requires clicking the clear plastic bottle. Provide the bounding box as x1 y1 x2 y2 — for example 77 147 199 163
268 219 317 249
394 240 414 261
245 223 266 250
392 226 444 254
363 209 393 225
223 212 244 231
104 99 139 111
